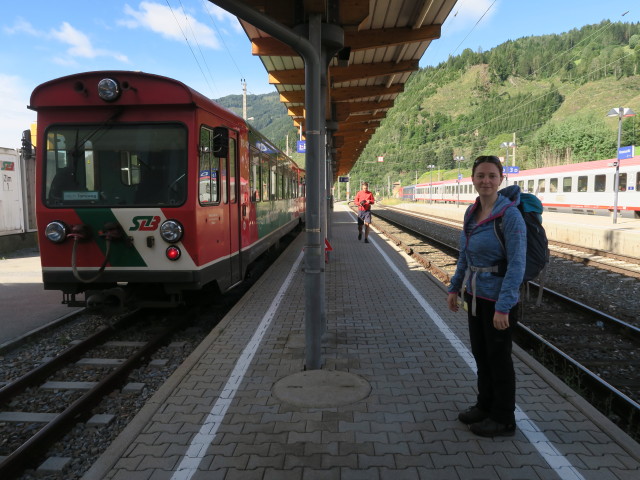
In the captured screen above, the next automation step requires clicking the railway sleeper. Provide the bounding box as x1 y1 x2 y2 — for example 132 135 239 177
38 381 146 393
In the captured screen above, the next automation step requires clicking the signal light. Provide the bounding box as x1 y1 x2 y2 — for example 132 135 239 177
166 246 181 261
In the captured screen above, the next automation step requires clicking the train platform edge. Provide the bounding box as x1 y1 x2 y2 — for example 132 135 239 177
85 203 640 480
391 201 640 259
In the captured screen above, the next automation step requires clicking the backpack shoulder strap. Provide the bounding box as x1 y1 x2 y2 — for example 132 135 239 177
494 216 505 252
492 199 516 253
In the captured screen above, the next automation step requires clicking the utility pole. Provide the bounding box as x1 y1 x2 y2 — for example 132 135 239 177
607 107 637 223
241 79 247 120
454 155 465 206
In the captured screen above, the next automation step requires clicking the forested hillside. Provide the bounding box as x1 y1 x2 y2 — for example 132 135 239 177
215 92 305 166
215 20 640 190
353 20 640 190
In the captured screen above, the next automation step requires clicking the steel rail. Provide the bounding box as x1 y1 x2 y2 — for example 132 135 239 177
514 322 640 436
0 312 137 403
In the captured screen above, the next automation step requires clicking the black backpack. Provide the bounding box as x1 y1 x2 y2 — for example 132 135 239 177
495 193 550 304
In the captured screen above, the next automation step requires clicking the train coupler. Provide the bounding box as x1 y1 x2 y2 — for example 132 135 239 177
62 292 85 307
86 287 126 312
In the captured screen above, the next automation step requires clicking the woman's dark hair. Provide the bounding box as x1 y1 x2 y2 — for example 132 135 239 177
472 155 504 176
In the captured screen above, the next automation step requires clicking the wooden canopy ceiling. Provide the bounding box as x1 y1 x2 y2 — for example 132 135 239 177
236 0 459 177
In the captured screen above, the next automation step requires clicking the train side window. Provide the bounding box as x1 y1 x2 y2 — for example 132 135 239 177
261 155 270 202
199 126 219 205
562 177 572 192
618 173 627 192
270 162 277 200
636 172 640 192
550 178 558 193
527 180 534 193
538 179 545 193
219 156 227 204
284 169 290 199
578 175 588 192
277 164 284 200
229 138 236 204
594 174 606 192
250 147 260 202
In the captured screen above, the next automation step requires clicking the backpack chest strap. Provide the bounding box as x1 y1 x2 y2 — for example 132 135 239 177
461 264 500 316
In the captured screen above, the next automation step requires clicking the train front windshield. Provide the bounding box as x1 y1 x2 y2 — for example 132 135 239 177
44 124 187 207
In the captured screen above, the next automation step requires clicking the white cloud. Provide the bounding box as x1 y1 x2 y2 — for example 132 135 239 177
3 18 42 36
50 22 130 63
5 19 129 65
51 22 97 58
121 1 221 49
0 74 36 149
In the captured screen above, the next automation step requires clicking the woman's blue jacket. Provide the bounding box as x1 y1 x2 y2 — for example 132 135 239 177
448 185 527 314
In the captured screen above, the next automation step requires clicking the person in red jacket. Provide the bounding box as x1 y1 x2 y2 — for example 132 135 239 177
354 182 375 243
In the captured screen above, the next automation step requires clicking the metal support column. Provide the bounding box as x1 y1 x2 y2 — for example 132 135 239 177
210 1 337 370
304 13 324 368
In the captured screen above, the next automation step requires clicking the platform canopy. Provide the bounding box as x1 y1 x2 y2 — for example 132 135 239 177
237 0 459 178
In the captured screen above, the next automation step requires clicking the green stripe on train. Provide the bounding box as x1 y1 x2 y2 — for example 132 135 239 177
74 209 147 267
255 200 298 237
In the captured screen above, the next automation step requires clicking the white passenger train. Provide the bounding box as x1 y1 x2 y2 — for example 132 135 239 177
402 156 640 219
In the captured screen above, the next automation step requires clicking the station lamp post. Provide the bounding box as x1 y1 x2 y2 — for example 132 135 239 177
606 107 636 224
500 142 516 186
427 164 436 203
454 156 465 206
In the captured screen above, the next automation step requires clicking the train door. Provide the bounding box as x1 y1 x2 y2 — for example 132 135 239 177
227 132 242 286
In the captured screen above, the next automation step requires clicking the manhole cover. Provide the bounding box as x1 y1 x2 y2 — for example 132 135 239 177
272 370 370 408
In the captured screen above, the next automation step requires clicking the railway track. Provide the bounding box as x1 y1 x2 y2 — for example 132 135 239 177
0 309 186 479
368 204 640 440
0 233 296 479
387 204 640 278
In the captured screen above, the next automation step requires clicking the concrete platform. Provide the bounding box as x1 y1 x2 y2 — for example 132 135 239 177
0 247 81 348
84 203 640 480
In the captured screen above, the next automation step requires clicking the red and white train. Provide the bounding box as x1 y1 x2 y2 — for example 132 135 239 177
402 156 640 219
29 71 305 309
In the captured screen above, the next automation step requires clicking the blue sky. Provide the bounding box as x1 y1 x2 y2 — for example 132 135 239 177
0 0 637 148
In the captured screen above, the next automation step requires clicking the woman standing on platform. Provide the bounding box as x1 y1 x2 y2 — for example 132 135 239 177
446 155 526 437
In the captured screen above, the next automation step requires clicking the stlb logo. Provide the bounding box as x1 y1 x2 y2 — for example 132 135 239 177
130 216 161 231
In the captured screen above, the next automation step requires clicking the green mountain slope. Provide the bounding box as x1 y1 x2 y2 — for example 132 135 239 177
351 20 640 190
214 92 306 167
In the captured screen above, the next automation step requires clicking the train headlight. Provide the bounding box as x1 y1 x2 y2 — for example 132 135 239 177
97 78 121 102
166 246 181 261
160 219 183 243
45 221 69 243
